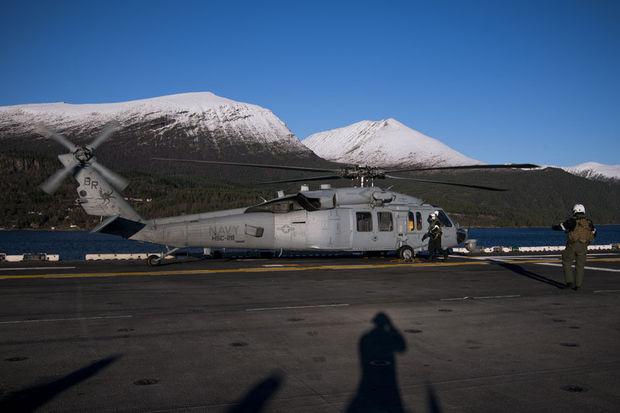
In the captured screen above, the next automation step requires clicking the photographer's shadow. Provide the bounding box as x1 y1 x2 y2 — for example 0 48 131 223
346 312 407 413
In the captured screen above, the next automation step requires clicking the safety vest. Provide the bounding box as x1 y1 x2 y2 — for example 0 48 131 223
568 217 594 244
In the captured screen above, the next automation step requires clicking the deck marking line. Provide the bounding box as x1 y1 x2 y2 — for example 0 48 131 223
0 261 489 280
537 263 620 273
0 266 76 271
262 264 302 267
593 289 620 293
499 258 620 264
466 253 617 260
441 294 520 301
0 315 133 325
473 294 521 300
246 303 349 312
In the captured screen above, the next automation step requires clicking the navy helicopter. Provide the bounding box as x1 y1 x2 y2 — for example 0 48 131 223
38 124 536 265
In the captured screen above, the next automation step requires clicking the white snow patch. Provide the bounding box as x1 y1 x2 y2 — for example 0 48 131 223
303 118 481 167
0 92 306 148
562 162 620 180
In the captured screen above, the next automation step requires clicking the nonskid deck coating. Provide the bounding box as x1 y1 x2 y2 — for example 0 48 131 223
1 254 619 412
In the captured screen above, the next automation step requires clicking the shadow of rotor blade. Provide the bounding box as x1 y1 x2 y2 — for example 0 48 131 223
226 373 284 413
426 382 443 413
495 261 566 289
0 355 121 413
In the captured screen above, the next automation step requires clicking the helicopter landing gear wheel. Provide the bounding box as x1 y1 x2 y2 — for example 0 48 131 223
147 255 162 266
398 246 414 261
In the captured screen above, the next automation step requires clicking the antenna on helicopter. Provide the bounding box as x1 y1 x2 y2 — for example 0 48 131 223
37 122 128 194
152 158 538 191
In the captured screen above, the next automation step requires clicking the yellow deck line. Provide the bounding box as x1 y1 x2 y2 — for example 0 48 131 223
0 260 489 280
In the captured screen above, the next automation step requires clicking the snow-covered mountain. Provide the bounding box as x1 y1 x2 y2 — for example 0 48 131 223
562 162 620 181
0 92 319 166
303 118 481 167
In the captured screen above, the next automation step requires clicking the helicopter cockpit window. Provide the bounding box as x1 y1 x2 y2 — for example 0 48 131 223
377 212 393 232
416 212 423 230
407 211 415 232
437 210 453 227
245 199 304 214
356 212 373 232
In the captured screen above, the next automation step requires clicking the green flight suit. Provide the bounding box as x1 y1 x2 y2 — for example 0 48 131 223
554 214 595 289
561 241 587 288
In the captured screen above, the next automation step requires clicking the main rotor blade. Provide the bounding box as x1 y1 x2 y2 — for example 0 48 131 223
89 121 121 150
384 174 507 191
35 124 77 152
258 175 343 184
41 164 78 194
90 160 129 191
386 163 539 173
152 158 337 173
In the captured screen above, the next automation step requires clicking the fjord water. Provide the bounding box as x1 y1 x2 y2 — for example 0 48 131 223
468 225 620 249
0 225 619 261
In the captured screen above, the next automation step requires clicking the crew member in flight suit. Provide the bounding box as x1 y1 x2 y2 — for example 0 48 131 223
552 204 596 291
423 211 443 261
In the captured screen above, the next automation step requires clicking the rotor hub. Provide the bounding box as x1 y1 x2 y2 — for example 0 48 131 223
339 166 386 180
73 146 93 164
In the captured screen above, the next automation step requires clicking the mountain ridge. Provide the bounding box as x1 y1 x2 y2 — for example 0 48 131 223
0 91 326 172
303 118 481 167
562 162 620 181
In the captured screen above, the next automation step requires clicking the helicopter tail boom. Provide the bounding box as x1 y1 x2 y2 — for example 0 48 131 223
74 166 142 222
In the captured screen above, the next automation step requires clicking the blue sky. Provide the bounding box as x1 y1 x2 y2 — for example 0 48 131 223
1 0 618 165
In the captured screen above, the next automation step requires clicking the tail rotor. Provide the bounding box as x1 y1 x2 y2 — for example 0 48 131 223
38 122 128 194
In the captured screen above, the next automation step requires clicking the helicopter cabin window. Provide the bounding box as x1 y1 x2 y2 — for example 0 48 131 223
356 212 373 232
416 212 423 230
407 211 415 232
437 210 453 227
377 212 393 232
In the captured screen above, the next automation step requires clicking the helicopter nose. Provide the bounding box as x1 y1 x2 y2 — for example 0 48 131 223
457 228 467 244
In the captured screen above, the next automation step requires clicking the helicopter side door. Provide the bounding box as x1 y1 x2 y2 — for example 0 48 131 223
306 208 351 249
374 209 397 250
351 210 378 251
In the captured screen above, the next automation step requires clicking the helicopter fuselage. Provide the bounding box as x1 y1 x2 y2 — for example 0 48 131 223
131 187 466 254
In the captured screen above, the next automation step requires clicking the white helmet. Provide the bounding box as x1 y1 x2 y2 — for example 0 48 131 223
573 204 585 214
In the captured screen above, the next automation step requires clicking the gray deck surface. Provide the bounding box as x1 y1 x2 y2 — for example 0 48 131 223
1 254 619 412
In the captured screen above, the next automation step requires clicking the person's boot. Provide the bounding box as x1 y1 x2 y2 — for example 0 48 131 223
565 282 574 290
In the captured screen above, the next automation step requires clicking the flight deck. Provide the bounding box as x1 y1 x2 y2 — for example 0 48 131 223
1 254 619 412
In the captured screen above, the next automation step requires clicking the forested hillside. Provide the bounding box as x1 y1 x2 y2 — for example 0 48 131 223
1 151 619 229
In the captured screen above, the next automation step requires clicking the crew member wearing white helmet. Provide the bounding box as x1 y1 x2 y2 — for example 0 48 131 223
423 211 444 261
552 204 596 291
